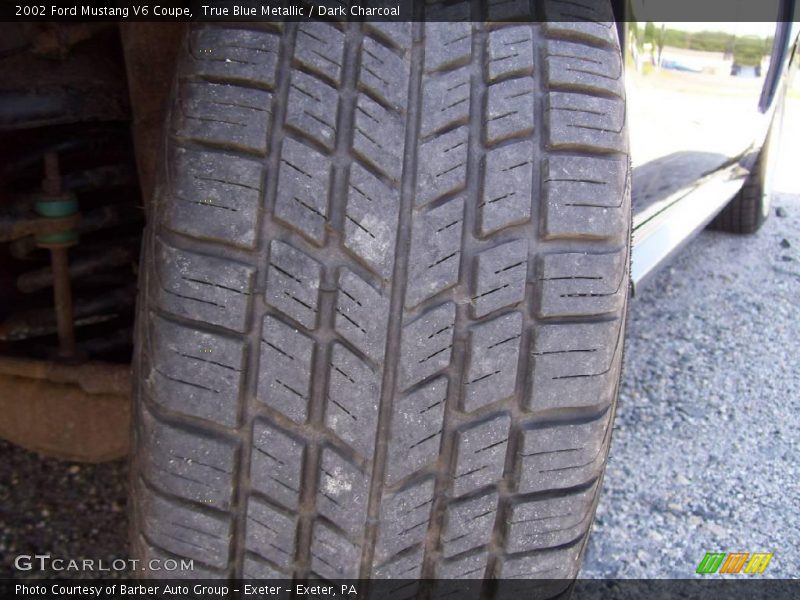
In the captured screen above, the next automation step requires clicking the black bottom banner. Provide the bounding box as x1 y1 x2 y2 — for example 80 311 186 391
3 579 799 600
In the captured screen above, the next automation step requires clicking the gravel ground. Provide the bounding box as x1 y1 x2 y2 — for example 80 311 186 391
582 192 800 579
0 442 128 578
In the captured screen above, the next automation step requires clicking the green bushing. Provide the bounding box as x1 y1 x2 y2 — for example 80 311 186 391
34 194 79 246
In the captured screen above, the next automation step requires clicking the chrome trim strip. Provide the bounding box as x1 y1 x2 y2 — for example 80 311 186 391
630 163 748 293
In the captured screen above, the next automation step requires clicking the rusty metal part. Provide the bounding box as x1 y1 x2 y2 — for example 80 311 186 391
120 23 184 208
0 31 144 440
43 151 61 194
0 373 129 462
16 244 134 293
35 152 79 358
48 246 76 357
0 285 136 341
0 213 80 242
9 204 142 259
0 355 131 396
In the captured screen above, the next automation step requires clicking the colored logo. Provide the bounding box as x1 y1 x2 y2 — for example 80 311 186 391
696 552 773 574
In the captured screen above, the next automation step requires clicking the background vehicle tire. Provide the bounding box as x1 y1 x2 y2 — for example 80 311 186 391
131 6 630 587
709 91 785 235
709 144 770 234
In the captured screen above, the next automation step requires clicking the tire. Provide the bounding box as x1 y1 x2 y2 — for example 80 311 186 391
130 8 631 587
709 145 770 234
710 91 784 234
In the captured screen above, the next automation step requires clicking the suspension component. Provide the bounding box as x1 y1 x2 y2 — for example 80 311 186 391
0 284 136 341
16 244 135 293
35 152 79 359
0 25 140 462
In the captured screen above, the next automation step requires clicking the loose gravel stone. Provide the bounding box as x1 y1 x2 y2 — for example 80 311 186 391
582 192 800 579
0 442 128 579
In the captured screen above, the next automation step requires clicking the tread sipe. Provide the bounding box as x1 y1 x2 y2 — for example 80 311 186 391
131 1 631 589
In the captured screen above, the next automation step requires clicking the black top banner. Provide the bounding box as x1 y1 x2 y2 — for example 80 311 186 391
2 0 799 22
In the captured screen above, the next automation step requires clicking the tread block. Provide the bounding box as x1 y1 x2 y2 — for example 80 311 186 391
373 546 424 580
359 37 410 111
386 377 448 485
471 239 528 318
136 541 221 578
438 549 488 579
399 302 456 391
373 478 436 564
442 490 498 558
502 543 582 580
265 240 322 329
326 343 381 458
537 250 626 318
464 312 523 412
425 22 473 73
243 555 283 578
317 448 370 536
344 163 399 278
245 496 297 570
311 521 361 579
421 66 472 137
543 0 616 48
286 71 338 150
295 23 345 84
335 269 389 362
529 320 620 411
545 39 623 97
140 407 236 511
518 410 611 493
416 126 468 208
542 155 627 239
453 415 510 497
175 81 272 154
480 141 534 236
146 315 244 427
486 76 535 144
275 138 331 245
139 485 232 569
487 26 534 82
187 27 280 87
250 419 305 510
167 147 263 249
487 0 534 20
364 23 413 51
406 198 465 308
506 482 598 552
154 238 254 333
257 315 314 424
547 91 626 153
354 94 406 182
